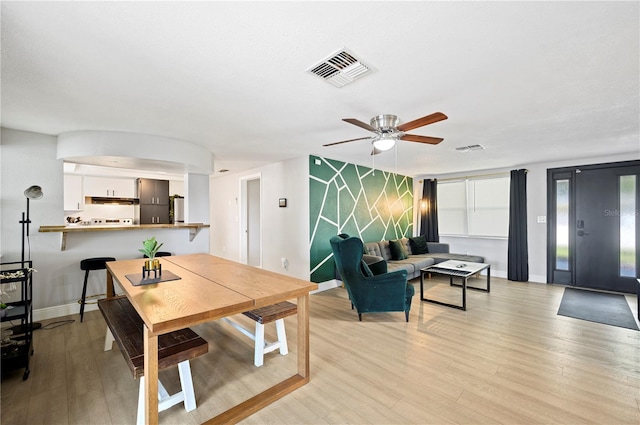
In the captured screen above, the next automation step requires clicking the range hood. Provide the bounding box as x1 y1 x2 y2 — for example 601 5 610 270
85 196 139 205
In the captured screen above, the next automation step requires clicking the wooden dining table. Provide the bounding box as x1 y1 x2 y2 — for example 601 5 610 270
105 253 318 424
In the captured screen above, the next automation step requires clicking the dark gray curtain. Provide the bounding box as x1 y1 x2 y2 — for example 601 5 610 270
420 179 439 242
508 169 529 281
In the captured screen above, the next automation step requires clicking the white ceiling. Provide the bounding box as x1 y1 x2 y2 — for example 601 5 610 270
1 1 638 177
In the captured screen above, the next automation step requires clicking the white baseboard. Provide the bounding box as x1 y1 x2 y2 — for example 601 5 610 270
489 270 546 283
470 269 546 284
1 301 93 329
311 279 341 293
528 274 546 283
33 301 98 322
33 302 98 324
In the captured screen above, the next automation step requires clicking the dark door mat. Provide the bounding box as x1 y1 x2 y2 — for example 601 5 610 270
557 287 639 330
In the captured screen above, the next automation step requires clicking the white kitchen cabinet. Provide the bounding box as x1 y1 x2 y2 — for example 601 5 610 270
84 176 136 198
64 174 84 211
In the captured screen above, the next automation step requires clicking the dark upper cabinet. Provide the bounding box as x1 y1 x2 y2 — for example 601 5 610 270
137 178 170 205
137 179 170 224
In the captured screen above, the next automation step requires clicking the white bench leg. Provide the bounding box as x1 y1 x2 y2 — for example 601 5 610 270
178 360 196 412
136 378 169 425
275 318 288 356
254 319 288 366
135 360 196 424
104 327 115 351
254 322 265 367
137 376 145 425
136 377 169 425
224 316 290 367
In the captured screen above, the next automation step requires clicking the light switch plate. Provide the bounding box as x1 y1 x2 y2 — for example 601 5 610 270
537 216 546 223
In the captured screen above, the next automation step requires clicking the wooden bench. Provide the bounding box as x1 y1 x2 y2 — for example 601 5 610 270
98 296 208 425
222 301 297 367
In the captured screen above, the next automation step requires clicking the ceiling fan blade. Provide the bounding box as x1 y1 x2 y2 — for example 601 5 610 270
400 134 444 145
396 112 448 132
343 118 378 132
323 137 372 147
370 147 383 156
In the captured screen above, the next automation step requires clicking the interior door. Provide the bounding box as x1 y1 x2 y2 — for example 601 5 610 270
239 175 262 267
548 161 639 293
247 178 261 267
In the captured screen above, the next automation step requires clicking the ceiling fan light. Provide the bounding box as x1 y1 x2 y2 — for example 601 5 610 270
373 136 396 151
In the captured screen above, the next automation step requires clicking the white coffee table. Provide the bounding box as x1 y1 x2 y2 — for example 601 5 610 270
420 260 490 311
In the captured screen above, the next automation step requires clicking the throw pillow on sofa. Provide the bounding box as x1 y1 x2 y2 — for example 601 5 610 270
364 257 388 275
335 233 380 276
389 239 408 260
360 260 374 277
409 235 429 254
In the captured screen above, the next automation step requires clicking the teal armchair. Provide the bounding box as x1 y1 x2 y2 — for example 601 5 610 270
330 235 415 322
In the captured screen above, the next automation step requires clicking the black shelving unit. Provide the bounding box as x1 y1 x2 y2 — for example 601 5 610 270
1 260 34 380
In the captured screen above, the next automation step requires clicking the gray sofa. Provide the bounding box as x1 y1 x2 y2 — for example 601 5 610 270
363 238 484 280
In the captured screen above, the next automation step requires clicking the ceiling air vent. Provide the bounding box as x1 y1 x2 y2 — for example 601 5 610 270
308 48 373 88
456 144 485 152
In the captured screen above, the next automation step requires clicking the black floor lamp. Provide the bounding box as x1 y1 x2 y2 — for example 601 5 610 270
20 185 44 264
12 185 44 333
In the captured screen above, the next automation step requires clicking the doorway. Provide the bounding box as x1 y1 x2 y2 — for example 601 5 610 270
547 160 640 293
240 175 262 267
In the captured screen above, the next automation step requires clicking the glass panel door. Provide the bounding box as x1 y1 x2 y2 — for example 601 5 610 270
548 161 639 292
619 175 636 277
555 179 570 271
547 171 573 284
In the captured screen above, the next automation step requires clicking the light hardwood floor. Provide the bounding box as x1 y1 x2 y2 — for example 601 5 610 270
2 276 640 424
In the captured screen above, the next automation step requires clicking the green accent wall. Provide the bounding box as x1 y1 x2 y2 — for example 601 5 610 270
309 155 414 283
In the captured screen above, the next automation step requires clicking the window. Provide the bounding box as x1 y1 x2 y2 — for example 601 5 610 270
437 180 467 235
437 176 510 238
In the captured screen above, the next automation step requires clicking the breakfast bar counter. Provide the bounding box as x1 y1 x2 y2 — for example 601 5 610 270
39 223 210 250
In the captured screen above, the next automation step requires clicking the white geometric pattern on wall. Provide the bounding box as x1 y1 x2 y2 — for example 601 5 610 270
309 155 413 283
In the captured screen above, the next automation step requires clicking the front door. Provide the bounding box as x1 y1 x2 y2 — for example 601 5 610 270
548 161 640 293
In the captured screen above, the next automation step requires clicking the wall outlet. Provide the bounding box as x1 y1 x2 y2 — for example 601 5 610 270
314 158 321 165
281 258 288 269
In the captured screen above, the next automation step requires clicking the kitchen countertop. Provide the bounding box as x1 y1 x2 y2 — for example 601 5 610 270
39 223 210 250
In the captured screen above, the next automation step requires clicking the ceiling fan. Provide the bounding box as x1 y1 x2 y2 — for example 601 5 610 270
323 112 448 155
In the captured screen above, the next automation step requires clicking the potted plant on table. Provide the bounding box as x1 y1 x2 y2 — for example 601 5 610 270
139 237 164 276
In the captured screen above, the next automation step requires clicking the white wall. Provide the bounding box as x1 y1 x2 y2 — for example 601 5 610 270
415 152 640 282
1 128 63 282
1 128 210 321
184 173 209 223
210 157 310 280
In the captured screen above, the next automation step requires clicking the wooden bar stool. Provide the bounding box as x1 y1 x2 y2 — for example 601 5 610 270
79 257 115 322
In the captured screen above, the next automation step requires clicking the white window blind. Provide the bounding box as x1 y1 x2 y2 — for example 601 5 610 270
437 180 467 235
437 176 510 238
